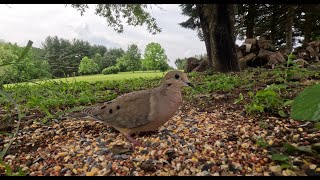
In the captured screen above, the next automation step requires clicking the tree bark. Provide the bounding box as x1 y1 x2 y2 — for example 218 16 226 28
196 4 213 69
270 4 278 45
286 5 294 52
202 4 240 73
245 4 256 38
303 5 311 43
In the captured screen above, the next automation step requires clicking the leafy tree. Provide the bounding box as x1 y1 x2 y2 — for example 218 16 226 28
0 43 19 84
121 44 141 73
89 44 107 58
93 53 104 71
70 38 91 71
78 56 99 75
42 36 108 77
102 48 125 68
70 4 161 34
294 4 320 43
115 57 127 72
234 4 262 39
174 58 187 70
143 42 169 71
179 4 203 41
42 36 72 77
70 4 239 72
31 47 46 60
158 60 170 72
234 4 320 48
0 41 50 84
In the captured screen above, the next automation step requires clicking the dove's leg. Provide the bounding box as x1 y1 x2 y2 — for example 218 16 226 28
124 134 145 148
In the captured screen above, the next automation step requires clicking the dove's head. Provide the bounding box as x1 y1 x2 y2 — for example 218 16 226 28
162 71 194 89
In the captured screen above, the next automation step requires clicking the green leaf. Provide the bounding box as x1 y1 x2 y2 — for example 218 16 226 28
17 40 33 62
16 167 26 176
283 142 298 154
233 93 244 104
290 83 320 121
28 96 54 119
278 110 288 117
4 163 12 176
288 53 296 61
254 104 264 112
283 100 294 107
271 153 289 162
315 122 320 130
280 163 293 169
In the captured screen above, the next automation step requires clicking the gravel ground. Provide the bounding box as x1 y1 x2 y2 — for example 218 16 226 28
1 103 320 176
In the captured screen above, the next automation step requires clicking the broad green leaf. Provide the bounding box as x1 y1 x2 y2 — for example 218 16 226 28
290 83 320 121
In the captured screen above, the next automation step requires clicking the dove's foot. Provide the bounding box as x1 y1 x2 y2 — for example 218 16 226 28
124 134 145 149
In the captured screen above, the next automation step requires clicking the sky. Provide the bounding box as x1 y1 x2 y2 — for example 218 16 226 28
0 4 219 68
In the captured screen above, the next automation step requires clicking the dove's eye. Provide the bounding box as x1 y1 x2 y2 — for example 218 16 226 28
175 74 180 79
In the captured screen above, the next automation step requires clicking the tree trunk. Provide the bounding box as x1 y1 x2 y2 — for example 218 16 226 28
245 4 255 38
202 4 240 72
286 5 294 52
196 4 213 69
270 4 278 45
303 6 311 43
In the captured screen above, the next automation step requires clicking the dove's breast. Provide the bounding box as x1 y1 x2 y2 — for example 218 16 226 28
142 90 182 131
118 89 182 134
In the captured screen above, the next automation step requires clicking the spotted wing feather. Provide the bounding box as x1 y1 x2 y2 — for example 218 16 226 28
81 89 152 129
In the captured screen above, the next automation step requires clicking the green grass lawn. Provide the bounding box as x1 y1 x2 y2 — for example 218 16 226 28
55 71 167 83
5 71 168 87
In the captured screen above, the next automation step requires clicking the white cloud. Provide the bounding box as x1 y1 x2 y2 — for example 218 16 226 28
0 4 207 68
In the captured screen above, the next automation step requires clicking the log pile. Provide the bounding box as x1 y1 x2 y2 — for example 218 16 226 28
303 40 320 62
238 37 286 69
185 57 209 73
238 37 320 69
184 38 320 72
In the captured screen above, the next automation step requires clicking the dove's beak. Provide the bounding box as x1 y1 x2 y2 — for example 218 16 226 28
185 81 194 88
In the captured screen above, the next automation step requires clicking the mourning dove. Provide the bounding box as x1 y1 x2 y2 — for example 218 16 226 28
69 70 193 147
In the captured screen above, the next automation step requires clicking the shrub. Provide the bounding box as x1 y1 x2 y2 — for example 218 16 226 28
78 56 99 75
245 84 291 117
102 66 120 75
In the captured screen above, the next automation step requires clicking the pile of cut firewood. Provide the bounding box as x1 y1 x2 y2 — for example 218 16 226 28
295 40 320 62
237 37 286 69
237 37 320 69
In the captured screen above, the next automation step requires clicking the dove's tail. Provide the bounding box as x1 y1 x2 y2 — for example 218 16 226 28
66 106 96 119
68 105 104 122
68 112 88 118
